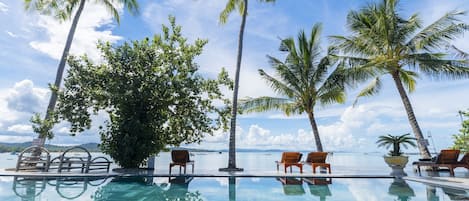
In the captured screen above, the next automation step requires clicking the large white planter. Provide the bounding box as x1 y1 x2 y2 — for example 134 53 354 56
383 156 409 177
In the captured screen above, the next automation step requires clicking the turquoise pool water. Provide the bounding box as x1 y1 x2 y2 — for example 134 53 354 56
1 176 468 201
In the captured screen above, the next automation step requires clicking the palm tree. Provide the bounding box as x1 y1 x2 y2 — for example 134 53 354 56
218 0 275 171
377 133 416 156
24 0 139 145
241 24 346 152
331 0 469 158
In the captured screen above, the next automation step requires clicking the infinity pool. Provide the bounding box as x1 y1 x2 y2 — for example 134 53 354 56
1 176 468 201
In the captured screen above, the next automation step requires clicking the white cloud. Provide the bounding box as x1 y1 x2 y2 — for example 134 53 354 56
7 124 32 133
0 135 32 143
5 31 16 38
0 2 7 13
29 2 123 62
5 79 49 113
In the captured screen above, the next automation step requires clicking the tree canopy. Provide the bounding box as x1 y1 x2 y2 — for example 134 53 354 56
56 17 231 168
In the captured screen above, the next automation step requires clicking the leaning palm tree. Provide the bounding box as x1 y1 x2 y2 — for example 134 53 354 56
241 24 346 152
331 0 469 158
24 0 139 145
218 0 275 171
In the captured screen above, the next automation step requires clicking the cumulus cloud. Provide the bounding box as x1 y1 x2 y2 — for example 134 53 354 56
5 79 48 113
29 2 123 62
0 135 33 143
7 124 32 134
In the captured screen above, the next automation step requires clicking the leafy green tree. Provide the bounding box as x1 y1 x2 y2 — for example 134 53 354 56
332 0 469 158
241 24 346 152
219 0 275 172
453 110 469 153
376 133 416 156
56 17 231 168
24 0 139 144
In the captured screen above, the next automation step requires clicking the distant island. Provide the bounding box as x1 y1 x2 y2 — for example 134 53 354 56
0 142 102 153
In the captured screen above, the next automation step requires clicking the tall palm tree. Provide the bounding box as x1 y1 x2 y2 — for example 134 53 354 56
218 0 275 171
24 0 139 145
241 24 346 152
331 0 469 158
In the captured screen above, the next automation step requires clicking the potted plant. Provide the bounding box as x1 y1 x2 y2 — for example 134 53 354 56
377 133 417 176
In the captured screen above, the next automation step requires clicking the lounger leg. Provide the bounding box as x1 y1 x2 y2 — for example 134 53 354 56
300 166 303 173
179 166 182 174
328 166 331 174
184 165 186 174
284 166 287 173
192 164 194 173
313 165 316 174
290 166 292 173
450 168 455 177
277 164 279 172
169 165 172 176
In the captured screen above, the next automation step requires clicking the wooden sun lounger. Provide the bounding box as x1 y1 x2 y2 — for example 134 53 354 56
302 152 331 173
413 150 468 176
276 152 303 173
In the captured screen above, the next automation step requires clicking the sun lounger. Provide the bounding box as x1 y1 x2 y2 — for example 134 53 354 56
413 149 463 176
169 150 194 175
16 146 51 172
276 152 303 173
303 152 331 173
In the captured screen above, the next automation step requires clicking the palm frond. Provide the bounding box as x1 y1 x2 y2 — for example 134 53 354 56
219 0 238 24
354 77 381 106
258 69 297 98
239 96 298 115
407 10 468 50
398 69 418 93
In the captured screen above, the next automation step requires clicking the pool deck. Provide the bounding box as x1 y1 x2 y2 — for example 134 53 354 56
1 168 468 190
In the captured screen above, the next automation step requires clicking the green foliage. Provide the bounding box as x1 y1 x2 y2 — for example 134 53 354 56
24 0 139 23
331 0 469 103
376 133 417 156
452 110 469 153
240 24 346 151
30 112 58 139
219 0 275 24
241 24 346 115
57 17 231 168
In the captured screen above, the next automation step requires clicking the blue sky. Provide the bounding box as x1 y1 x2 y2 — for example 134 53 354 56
0 0 468 153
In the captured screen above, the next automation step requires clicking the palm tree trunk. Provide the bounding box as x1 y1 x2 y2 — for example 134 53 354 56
220 0 247 171
36 0 86 146
391 71 431 159
307 110 323 152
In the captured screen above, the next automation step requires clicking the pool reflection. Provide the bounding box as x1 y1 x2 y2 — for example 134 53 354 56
305 178 332 201
276 177 305 195
388 178 415 201
94 176 202 201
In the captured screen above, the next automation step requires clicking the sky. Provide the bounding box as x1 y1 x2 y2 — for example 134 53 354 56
0 0 468 153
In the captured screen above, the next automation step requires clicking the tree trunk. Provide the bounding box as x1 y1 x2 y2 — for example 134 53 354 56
391 71 431 159
36 0 86 146
220 0 248 172
307 110 323 152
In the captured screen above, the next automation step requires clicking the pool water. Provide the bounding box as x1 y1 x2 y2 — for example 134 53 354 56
1 176 468 201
